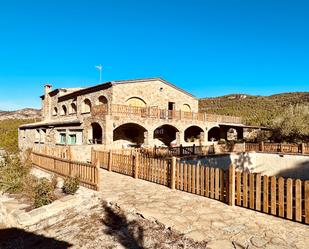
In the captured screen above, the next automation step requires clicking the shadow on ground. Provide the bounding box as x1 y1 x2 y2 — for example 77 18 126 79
0 227 72 249
101 201 144 249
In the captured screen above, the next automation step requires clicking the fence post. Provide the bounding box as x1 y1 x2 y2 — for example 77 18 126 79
228 164 235 206
279 143 283 152
134 152 139 179
302 143 305 155
96 159 100 191
108 150 113 172
170 157 176 189
243 141 246 152
259 141 264 152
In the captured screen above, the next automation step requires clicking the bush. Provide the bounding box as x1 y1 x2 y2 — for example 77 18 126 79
62 177 79 195
0 155 29 193
33 178 55 208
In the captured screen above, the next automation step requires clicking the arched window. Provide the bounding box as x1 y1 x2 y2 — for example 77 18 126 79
69 103 77 114
182 104 191 112
98 96 108 105
61 105 67 116
52 107 58 116
82 99 92 113
126 97 146 107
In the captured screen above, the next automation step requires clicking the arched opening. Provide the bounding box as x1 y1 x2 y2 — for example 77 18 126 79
227 128 238 141
182 104 191 112
208 127 220 141
98 96 108 105
69 103 77 114
61 105 67 116
90 122 103 144
113 123 147 148
154 125 179 146
184 126 204 143
82 99 92 113
126 97 147 107
53 107 58 116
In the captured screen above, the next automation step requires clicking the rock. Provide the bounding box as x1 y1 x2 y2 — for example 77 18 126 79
207 239 234 249
222 224 246 234
250 236 268 248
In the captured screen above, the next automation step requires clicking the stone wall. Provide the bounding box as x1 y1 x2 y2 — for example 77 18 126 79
112 79 198 112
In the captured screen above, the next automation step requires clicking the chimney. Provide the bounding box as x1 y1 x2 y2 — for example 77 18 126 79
43 84 52 121
44 84 52 95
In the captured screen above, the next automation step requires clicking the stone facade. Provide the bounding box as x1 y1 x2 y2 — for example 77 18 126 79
19 77 245 156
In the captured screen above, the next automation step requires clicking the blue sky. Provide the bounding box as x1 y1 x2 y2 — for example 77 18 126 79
0 0 308 110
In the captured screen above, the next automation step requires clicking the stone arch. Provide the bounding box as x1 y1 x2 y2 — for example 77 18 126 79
98 95 108 105
184 125 204 143
69 103 77 114
113 123 147 147
154 124 179 146
208 126 220 141
53 107 58 116
182 104 191 112
61 105 67 116
82 98 92 113
126 97 147 107
90 122 103 144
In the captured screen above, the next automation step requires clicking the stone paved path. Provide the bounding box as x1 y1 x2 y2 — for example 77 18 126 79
100 170 309 249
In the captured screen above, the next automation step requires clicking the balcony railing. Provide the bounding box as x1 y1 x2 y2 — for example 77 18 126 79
91 104 242 124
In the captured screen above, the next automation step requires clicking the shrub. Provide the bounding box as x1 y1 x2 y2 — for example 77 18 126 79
33 178 55 208
0 155 29 193
62 177 79 195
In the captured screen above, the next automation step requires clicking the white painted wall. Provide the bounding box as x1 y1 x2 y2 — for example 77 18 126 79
185 152 309 180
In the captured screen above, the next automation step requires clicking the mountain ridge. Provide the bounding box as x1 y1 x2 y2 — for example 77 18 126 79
199 92 309 126
0 108 41 120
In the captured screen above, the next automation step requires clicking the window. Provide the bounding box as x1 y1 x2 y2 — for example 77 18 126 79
68 134 77 145
60 133 66 144
182 104 191 112
53 107 58 116
61 105 67 116
82 99 92 113
69 103 77 114
126 97 146 107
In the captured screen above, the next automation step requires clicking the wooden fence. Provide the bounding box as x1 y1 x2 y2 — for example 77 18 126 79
93 149 309 224
31 152 100 190
245 142 309 155
91 103 242 124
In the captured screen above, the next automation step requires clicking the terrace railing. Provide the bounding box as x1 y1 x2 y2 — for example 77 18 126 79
245 142 309 155
91 104 242 124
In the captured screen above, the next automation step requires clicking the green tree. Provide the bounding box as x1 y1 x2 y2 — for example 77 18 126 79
271 104 309 142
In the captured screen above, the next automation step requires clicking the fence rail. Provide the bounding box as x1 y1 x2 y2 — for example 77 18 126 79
91 104 242 124
31 152 100 190
93 149 309 224
245 142 309 155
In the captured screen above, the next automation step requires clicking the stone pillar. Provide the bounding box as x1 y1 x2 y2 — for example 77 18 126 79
104 118 114 147
176 131 182 146
178 131 185 145
144 130 154 148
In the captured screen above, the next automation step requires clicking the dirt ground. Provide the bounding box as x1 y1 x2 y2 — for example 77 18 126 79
0 201 208 249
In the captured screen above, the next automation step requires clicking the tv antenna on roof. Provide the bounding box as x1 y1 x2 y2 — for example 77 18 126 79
95 64 103 83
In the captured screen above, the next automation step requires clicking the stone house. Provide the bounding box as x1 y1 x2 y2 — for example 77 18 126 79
19 77 245 155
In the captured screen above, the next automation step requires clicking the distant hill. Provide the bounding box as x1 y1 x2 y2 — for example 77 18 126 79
0 108 41 121
199 92 309 126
